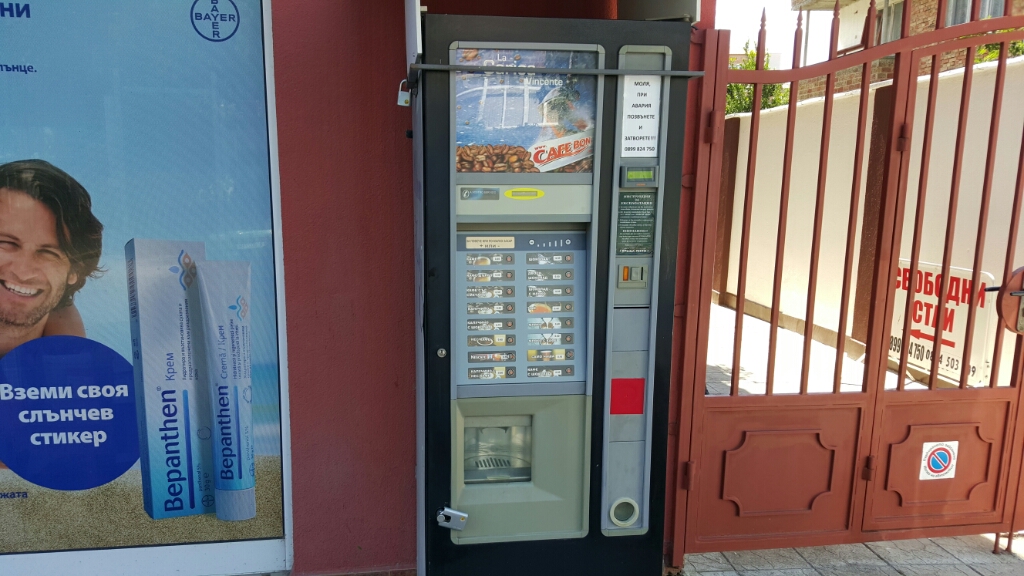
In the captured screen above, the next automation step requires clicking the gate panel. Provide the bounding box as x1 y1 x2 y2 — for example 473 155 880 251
863 8 1024 536
675 0 1024 557
864 392 1014 530
683 6 884 552
693 399 863 541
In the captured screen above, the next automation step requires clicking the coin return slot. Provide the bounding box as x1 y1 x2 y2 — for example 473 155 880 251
464 416 532 484
610 497 639 527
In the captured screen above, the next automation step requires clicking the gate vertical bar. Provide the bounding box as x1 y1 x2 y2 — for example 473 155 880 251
765 14 803 395
867 0 915 399
896 0 947 390
959 43 1008 388
834 0 877 393
800 2 841 394
860 0 922 531
928 44 978 388
731 14 767 396
991 116 1024 387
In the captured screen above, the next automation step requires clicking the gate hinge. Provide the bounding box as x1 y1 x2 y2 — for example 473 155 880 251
896 124 910 152
664 540 673 557
705 112 722 144
668 420 680 436
681 174 695 189
862 455 877 481
680 461 694 490
691 29 707 45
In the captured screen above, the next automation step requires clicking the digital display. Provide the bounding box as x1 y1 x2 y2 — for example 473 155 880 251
627 168 655 181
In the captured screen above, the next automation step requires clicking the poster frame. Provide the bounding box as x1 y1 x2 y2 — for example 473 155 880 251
0 1 294 573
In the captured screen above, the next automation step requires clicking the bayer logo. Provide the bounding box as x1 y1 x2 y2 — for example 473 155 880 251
191 0 240 42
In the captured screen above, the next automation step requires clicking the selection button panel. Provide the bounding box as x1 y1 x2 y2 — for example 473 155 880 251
455 232 588 388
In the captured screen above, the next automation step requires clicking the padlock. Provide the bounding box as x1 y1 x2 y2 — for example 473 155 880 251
397 79 411 107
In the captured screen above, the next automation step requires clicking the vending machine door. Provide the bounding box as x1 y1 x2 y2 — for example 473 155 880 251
414 14 691 576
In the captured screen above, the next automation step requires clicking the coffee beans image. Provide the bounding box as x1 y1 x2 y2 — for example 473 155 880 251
455 145 592 173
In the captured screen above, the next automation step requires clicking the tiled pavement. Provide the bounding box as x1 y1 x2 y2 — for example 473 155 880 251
672 535 1024 576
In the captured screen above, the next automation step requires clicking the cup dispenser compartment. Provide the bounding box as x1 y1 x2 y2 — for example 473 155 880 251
450 396 589 544
464 416 533 484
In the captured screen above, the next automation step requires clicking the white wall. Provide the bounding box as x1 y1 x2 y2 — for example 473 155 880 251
899 57 1024 385
839 0 873 49
726 80 876 337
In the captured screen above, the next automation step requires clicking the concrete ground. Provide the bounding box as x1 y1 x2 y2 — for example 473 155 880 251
675 534 1024 575
703 303 930 395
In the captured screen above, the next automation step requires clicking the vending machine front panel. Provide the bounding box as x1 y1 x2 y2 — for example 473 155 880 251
415 14 691 576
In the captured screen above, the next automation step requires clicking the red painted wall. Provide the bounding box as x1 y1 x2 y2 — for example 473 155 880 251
272 1 615 575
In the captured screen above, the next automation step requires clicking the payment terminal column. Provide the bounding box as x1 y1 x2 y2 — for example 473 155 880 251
600 47 673 536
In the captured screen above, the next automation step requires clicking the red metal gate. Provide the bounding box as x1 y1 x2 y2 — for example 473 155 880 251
669 0 1024 564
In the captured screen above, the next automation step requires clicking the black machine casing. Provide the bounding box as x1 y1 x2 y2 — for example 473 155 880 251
414 14 691 576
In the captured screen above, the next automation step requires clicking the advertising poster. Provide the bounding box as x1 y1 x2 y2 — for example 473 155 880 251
0 0 286 555
454 48 598 173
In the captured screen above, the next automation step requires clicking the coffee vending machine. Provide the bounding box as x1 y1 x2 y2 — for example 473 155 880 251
411 14 692 576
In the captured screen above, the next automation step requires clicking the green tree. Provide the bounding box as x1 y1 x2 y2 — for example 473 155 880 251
726 41 791 115
976 39 1024 63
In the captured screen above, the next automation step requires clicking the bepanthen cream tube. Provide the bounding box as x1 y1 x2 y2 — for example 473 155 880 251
126 239 216 520
193 261 256 521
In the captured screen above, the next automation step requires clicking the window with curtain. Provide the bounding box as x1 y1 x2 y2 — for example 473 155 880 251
876 1 905 43
947 0 1005 25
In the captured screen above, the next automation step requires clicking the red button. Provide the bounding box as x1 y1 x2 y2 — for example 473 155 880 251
610 378 645 415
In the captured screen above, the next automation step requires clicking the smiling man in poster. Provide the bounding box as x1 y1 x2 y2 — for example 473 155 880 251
0 160 103 355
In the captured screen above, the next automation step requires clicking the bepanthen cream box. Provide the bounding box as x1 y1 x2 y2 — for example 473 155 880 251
126 239 216 520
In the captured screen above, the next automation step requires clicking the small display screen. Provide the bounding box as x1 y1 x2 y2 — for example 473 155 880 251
626 168 655 181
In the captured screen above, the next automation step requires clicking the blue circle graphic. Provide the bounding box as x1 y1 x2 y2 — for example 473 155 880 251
927 448 952 474
190 0 240 43
0 337 138 490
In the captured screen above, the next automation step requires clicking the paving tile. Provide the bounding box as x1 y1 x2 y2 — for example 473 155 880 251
815 566 902 576
889 565 979 576
970 561 1024 573
722 548 812 571
865 539 960 565
796 544 887 567
931 536 1021 566
971 563 1024 576
692 572 740 576
684 552 734 573
733 565 819 569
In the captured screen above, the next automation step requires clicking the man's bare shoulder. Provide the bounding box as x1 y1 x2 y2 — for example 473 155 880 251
43 305 85 337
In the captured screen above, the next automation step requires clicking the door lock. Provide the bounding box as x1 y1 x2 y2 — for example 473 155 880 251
436 507 467 530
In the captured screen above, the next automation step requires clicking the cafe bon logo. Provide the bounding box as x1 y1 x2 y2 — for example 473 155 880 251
191 0 239 42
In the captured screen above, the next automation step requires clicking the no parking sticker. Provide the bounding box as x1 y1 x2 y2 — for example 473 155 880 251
920 441 958 480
